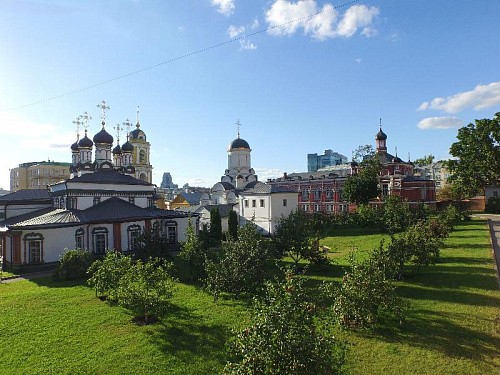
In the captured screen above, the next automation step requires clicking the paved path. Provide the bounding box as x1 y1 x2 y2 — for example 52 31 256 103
0 270 54 284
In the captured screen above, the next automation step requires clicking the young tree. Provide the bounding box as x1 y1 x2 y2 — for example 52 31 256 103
382 195 413 234
224 270 346 375
227 210 238 240
343 158 381 205
447 113 500 198
177 219 207 282
209 208 223 245
273 210 329 268
87 251 133 301
205 222 270 300
53 249 92 281
117 259 175 324
134 229 172 261
332 253 403 328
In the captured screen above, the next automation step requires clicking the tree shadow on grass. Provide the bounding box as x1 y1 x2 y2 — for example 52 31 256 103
29 277 88 289
148 303 231 371
396 284 500 307
368 309 500 364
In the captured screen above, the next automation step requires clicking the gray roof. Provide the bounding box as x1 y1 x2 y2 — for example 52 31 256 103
201 204 236 217
179 192 204 205
4 197 191 230
243 181 292 194
0 189 51 204
69 169 152 186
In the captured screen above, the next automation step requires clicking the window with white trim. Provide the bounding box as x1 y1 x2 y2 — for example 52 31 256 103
92 227 108 254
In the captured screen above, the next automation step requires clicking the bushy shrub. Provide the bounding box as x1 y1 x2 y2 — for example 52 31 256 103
383 196 413 234
223 270 346 375
332 254 403 328
134 229 173 261
53 249 92 281
87 251 133 301
356 204 383 228
176 220 208 282
117 259 175 324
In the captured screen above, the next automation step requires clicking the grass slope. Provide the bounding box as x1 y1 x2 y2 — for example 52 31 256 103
0 219 498 374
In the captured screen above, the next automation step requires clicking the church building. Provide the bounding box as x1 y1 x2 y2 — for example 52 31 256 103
0 101 191 267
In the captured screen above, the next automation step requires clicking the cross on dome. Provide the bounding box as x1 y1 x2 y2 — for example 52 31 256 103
97 100 110 127
123 119 132 140
136 106 140 128
235 119 241 138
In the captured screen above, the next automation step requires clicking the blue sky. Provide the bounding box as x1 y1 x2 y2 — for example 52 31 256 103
1 0 499 189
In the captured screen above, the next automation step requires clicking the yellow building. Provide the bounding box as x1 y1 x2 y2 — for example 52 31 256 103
10 161 71 192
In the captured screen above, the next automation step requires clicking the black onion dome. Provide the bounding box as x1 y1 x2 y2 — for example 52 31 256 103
376 128 387 140
130 127 146 140
112 144 122 155
229 137 250 150
71 140 79 151
78 133 94 148
122 140 134 152
93 125 114 144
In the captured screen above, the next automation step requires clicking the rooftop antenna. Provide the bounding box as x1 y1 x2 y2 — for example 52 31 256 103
97 100 110 127
236 118 241 138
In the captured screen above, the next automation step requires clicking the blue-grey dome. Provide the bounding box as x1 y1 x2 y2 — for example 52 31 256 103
122 140 134 152
229 137 250 150
93 124 113 144
78 133 94 148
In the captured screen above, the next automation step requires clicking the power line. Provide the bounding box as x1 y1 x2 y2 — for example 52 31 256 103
6 0 359 111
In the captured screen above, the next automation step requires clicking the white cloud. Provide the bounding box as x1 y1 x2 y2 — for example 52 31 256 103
265 1 379 41
239 39 257 50
354 58 362 63
251 19 260 30
417 116 464 130
418 82 500 114
210 0 235 16
254 168 284 181
227 25 245 38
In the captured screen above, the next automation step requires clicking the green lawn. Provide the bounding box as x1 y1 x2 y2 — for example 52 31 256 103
0 219 498 374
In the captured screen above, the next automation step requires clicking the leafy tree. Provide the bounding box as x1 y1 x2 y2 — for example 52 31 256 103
210 208 223 245
177 219 207 282
205 222 270 300
414 154 435 166
53 249 92 281
87 251 133 301
485 196 500 213
273 210 329 268
332 253 403 328
352 144 375 163
343 158 381 205
227 210 238 240
447 113 500 198
117 258 175 324
382 195 413 234
224 270 346 375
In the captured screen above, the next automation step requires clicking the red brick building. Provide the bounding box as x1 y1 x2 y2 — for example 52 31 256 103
267 127 436 213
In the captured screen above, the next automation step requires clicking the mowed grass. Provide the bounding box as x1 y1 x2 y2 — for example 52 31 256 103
0 219 499 374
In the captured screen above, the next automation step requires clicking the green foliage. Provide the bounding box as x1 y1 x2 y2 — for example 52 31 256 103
224 270 346 375
355 204 384 228
53 249 92 281
210 208 223 245
87 251 133 301
177 219 207 282
273 210 330 268
414 154 435 166
485 196 500 213
332 253 403 328
352 144 375 163
228 210 238 240
386 220 444 280
117 259 175 324
383 195 413 234
205 222 270 301
447 113 500 198
343 158 381 205
134 229 172 261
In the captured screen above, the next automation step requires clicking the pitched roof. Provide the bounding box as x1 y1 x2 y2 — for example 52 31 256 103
68 169 152 186
0 189 51 204
9 209 82 229
180 192 204 205
200 204 236 217
242 181 292 194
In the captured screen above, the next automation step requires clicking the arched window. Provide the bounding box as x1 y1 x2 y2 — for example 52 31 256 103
139 149 146 163
127 224 142 252
23 233 44 264
164 221 178 244
75 228 85 250
92 227 108 255
139 173 147 182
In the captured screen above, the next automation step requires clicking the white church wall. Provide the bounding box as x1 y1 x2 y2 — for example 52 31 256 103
4 204 51 219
